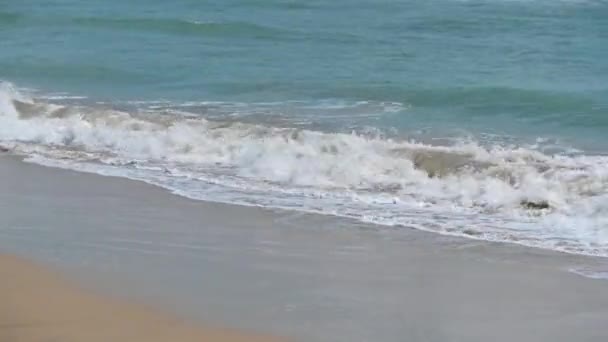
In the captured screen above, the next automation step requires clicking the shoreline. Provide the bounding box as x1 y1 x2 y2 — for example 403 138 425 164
2 154 608 341
9 152 606 260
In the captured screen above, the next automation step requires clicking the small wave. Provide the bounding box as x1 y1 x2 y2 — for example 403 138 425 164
569 266 608 280
70 16 291 39
327 85 596 112
142 99 406 129
38 94 88 101
2 82 608 257
234 0 321 10
322 85 606 130
0 61 150 86
408 86 595 112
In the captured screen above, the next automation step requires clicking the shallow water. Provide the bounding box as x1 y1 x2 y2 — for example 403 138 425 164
2 157 608 342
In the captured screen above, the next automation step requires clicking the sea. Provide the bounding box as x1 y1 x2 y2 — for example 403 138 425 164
1 0 608 256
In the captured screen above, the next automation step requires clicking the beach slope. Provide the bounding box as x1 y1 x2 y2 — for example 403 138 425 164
2 155 608 341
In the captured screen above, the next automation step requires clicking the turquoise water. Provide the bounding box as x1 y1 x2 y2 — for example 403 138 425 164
2 0 608 255
2 0 607 146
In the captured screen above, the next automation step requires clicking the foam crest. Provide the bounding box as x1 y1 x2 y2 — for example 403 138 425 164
2 84 608 256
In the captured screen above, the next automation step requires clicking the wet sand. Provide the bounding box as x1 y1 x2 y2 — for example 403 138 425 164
2 154 608 342
0 254 283 342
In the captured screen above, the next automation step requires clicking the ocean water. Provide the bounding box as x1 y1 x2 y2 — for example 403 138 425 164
1 0 608 256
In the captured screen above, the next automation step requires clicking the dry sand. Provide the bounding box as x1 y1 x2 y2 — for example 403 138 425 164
0 254 283 342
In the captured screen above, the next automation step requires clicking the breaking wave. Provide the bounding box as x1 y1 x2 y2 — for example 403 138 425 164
2 82 608 256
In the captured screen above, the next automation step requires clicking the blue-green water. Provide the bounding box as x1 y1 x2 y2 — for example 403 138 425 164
2 0 607 145
2 0 608 255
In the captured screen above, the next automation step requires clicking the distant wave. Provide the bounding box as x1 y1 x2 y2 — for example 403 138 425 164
0 12 293 39
70 16 292 39
227 0 321 10
2 82 608 257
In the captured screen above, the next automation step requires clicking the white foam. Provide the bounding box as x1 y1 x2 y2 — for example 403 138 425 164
3 83 608 257
569 267 608 280
38 93 88 101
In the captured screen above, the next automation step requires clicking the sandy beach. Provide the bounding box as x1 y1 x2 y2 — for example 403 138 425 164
2 154 608 342
0 254 283 342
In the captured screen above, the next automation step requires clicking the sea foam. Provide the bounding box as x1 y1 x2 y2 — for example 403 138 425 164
2 82 608 256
